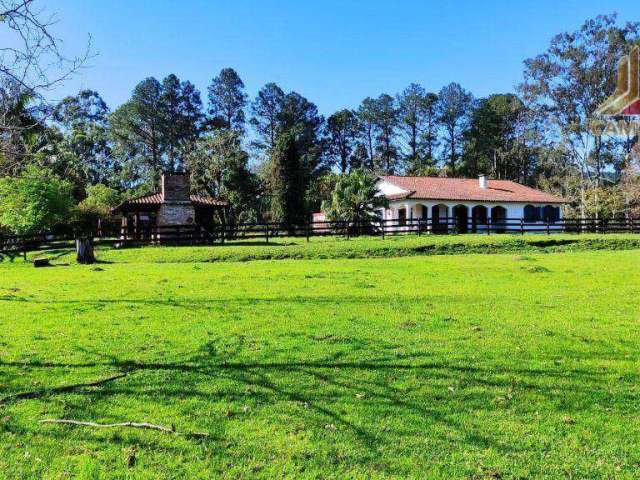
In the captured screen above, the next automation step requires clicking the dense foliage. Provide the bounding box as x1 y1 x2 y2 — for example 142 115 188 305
322 169 387 225
0 166 74 234
1 3 639 234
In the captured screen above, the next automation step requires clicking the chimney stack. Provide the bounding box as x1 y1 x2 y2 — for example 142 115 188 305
478 174 488 190
161 172 191 201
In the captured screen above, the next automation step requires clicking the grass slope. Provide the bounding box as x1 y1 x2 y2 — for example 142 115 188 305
0 246 639 478
18 233 640 265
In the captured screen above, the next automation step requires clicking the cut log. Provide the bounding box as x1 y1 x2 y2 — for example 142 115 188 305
33 258 50 268
75 237 95 265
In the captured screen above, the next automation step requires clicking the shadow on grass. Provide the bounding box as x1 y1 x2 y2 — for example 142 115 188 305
2 335 638 467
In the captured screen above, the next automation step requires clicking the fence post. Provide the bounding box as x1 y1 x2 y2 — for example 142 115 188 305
381 220 385 239
487 217 491 235
306 221 310 243
546 220 550 235
520 218 524 235
264 223 269 243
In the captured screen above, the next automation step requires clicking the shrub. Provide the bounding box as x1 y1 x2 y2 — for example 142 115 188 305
0 166 74 235
75 184 122 228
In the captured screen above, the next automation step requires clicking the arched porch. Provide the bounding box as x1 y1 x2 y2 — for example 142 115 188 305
471 205 488 233
431 204 449 233
491 205 507 233
452 204 469 233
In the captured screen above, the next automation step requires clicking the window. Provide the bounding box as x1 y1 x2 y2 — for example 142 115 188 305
524 205 538 222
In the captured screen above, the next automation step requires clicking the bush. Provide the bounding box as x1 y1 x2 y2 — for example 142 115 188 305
75 184 122 228
0 166 74 235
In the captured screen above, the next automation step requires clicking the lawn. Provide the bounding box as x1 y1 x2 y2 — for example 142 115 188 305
15 232 640 264
1 241 639 478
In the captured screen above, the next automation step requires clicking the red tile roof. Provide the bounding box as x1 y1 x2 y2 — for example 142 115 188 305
190 195 228 207
379 176 566 204
112 193 227 212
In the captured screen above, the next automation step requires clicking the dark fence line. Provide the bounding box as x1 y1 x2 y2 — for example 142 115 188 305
2 216 640 257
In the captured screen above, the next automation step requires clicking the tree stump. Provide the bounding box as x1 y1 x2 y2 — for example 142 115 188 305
75 237 95 264
33 258 51 268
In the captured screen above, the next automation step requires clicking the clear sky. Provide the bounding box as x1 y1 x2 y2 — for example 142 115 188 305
39 0 640 115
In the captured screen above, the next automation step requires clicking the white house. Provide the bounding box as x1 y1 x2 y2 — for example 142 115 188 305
376 175 567 232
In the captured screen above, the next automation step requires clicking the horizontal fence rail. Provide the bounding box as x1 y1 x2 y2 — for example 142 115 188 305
2 216 640 257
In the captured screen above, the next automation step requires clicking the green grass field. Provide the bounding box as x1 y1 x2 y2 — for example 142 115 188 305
16 232 640 265
1 236 640 478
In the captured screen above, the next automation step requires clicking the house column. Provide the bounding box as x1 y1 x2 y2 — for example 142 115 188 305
424 203 431 225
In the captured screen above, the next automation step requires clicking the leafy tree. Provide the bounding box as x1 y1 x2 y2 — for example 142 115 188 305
620 151 640 218
279 91 327 178
110 78 165 183
0 0 89 153
75 184 122 227
161 74 203 171
54 90 115 186
356 97 378 170
0 165 74 234
307 172 339 213
186 130 258 225
349 143 369 171
279 93 324 141
250 82 285 152
207 68 247 132
252 87 325 222
583 185 626 219
326 109 359 173
0 83 48 175
519 13 639 215
266 129 307 225
371 94 399 174
396 83 437 172
110 75 203 185
437 82 474 176
422 92 439 166
322 169 387 224
461 94 537 181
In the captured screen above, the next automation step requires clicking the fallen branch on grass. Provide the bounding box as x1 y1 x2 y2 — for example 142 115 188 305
0 372 129 405
39 419 210 438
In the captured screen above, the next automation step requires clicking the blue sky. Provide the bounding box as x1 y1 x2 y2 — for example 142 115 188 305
39 1 640 115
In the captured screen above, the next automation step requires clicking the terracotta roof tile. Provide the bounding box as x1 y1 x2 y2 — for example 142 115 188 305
379 176 566 204
112 193 227 212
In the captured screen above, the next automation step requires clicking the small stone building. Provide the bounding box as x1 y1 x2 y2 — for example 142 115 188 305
112 172 226 235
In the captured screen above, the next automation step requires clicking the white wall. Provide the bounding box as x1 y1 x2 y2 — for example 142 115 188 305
382 199 562 231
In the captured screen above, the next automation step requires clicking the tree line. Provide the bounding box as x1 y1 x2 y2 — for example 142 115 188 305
0 2 639 234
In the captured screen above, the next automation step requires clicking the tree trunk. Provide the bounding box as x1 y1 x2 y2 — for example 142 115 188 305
76 237 95 265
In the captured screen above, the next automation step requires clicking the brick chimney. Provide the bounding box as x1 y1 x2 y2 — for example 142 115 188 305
161 172 190 202
478 174 488 189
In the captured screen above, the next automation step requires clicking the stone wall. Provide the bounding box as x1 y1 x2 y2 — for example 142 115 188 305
161 173 190 201
158 202 195 226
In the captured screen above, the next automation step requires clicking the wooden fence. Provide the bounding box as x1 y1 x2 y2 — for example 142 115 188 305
2 216 640 258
